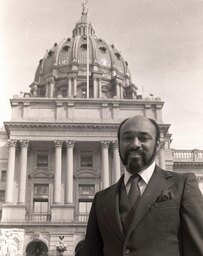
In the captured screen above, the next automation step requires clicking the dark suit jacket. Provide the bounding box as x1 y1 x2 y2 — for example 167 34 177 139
83 166 203 256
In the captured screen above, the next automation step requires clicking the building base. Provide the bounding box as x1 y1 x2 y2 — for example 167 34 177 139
1 204 26 222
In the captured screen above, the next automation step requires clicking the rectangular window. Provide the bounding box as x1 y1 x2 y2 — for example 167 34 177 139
80 152 93 168
79 184 95 197
37 153 48 167
33 200 48 213
1 170 7 182
34 184 49 195
33 184 49 215
0 190 5 202
79 200 92 214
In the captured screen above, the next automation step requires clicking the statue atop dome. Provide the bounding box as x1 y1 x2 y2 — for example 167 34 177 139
81 0 88 20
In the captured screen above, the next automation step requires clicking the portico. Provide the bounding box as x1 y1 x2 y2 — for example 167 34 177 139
2 123 128 222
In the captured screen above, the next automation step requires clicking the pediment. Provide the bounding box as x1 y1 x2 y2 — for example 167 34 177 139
29 170 54 179
74 169 100 178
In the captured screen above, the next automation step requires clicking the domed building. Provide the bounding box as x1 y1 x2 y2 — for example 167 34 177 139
30 7 134 101
0 4 203 256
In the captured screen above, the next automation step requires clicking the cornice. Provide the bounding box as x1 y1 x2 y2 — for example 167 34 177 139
4 121 120 136
4 121 120 129
10 97 165 105
173 161 203 167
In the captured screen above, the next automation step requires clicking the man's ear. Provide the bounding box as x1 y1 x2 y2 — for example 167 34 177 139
156 140 161 153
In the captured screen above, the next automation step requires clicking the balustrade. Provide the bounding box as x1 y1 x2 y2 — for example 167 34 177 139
75 214 89 222
173 149 203 162
26 213 51 222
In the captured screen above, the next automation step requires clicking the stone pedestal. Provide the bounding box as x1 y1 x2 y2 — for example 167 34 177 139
51 205 75 222
1 204 26 222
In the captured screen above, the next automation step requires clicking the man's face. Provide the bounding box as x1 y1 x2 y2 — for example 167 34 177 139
119 116 158 174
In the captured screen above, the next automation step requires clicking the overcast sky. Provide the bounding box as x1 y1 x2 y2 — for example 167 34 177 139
0 0 203 149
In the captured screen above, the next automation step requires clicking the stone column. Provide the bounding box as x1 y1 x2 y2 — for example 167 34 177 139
65 140 75 204
49 77 55 98
68 77 72 97
18 140 29 204
93 78 97 98
120 85 123 99
45 83 49 97
98 79 102 98
73 78 77 97
116 83 120 98
112 141 121 183
5 139 17 203
159 141 166 169
53 140 63 204
101 141 110 189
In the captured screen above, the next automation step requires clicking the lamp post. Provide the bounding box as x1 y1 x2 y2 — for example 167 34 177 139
56 236 67 256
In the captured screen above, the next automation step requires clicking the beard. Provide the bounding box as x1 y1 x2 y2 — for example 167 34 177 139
122 147 157 174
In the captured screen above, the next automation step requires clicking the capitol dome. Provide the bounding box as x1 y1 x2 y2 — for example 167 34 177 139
30 5 137 99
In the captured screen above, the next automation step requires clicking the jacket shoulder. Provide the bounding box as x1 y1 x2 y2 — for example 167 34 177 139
156 165 196 180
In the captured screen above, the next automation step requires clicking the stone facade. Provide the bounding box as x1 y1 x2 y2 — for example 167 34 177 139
0 5 203 256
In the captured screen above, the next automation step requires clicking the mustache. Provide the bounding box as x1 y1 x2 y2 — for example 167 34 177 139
126 148 144 156
123 148 144 164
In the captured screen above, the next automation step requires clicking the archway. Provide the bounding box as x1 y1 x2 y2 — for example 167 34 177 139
26 240 48 256
75 240 85 256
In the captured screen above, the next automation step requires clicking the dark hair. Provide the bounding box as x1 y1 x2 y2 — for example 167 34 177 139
117 116 160 143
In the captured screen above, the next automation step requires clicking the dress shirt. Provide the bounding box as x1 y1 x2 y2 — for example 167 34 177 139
124 161 155 195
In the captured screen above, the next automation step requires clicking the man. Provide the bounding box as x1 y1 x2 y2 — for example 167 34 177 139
83 115 203 256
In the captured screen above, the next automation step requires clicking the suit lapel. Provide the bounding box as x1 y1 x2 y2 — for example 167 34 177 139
101 175 124 242
126 166 174 238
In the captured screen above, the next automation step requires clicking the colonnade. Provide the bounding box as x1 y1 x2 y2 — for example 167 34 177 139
4 139 121 205
45 76 125 99
5 138 166 205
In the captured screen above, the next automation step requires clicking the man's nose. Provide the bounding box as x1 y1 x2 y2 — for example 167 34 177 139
132 137 141 147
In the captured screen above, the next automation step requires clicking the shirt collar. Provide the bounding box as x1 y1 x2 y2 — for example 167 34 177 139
124 161 156 186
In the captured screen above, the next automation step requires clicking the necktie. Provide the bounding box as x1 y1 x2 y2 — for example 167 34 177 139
128 174 140 207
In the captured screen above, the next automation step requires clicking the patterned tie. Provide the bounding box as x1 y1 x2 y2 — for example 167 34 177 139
128 174 140 207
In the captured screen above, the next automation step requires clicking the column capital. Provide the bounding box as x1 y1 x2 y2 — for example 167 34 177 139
54 140 63 148
8 139 17 147
101 141 110 149
112 140 119 149
20 140 29 148
65 140 75 148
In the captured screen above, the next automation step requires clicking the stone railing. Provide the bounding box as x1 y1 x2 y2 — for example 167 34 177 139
75 214 89 222
25 213 51 222
173 149 203 162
